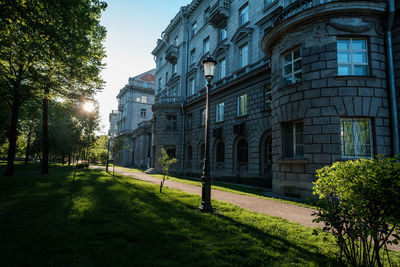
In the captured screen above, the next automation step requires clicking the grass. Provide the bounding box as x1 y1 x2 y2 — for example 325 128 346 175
1 164 398 266
115 165 316 208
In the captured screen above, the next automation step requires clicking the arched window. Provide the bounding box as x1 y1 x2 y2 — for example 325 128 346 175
216 141 225 163
237 139 248 163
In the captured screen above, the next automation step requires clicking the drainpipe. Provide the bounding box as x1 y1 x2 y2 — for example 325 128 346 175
386 0 399 156
180 6 190 175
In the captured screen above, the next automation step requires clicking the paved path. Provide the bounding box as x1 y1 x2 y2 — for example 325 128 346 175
105 166 321 228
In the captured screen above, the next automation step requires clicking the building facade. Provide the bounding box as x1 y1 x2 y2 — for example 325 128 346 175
108 110 119 138
115 69 156 166
152 0 400 198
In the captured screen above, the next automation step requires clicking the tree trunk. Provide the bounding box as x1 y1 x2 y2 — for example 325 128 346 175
24 129 32 165
4 97 21 176
68 153 71 166
41 86 49 174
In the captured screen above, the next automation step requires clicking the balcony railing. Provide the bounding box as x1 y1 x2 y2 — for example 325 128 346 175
165 45 178 64
118 103 124 111
153 96 184 109
207 0 230 27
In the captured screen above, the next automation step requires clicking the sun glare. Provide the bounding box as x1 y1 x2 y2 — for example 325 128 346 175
83 102 95 113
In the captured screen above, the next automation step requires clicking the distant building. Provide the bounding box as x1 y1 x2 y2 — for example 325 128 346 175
108 110 118 138
114 69 156 166
150 0 400 199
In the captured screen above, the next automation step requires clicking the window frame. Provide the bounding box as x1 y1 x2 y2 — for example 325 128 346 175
239 3 249 26
282 47 302 86
337 38 369 76
237 94 248 117
189 78 195 96
191 21 198 37
166 115 177 131
282 121 304 158
140 108 146 118
340 117 373 158
187 113 193 129
239 42 249 68
219 57 226 79
216 102 224 122
203 37 210 55
190 48 196 65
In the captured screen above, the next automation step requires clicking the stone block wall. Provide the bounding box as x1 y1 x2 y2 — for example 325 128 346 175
269 16 392 198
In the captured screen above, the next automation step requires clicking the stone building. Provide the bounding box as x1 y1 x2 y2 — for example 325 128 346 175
108 110 118 138
151 0 400 198
115 69 156 166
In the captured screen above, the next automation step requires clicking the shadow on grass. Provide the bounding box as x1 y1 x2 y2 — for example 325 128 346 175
0 165 341 266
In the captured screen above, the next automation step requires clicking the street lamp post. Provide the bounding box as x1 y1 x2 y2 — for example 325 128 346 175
200 56 217 212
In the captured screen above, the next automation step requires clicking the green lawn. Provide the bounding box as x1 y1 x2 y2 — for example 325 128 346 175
0 164 397 266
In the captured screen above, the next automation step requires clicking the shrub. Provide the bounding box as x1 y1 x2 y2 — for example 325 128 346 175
313 156 400 266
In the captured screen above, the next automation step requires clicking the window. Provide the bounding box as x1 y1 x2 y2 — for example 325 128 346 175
265 85 272 110
200 109 206 126
203 37 210 54
282 121 304 158
220 27 227 41
141 96 147 103
237 139 248 163
189 78 195 96
237 94 248 116
219 58 226 79
216 141 225 163
216 102 224 122
191 21 198 36
143 82 148 88
190 48 196 65
174 36 178 46
158 77 162 91
166 115 177 131
165 72 169 83
282 47 302 86
341 118 372 158
187 113 193 129
140 109 146 118
239 3 249 26
239 43 248 68
337 38 368 76
136 97 141 102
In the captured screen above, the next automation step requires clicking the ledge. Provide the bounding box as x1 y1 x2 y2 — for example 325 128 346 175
334 75 377 80
278 158 308 164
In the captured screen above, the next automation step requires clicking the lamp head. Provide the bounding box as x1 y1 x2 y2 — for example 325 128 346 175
202 56 217 82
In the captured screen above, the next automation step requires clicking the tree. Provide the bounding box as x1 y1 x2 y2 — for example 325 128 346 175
313 156 400 266
158 148 177 193
111 135 128 165
0 0 107 176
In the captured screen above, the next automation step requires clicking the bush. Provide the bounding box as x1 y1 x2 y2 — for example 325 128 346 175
313 156 400 266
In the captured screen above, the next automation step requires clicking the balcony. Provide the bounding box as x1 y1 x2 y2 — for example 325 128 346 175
152 96 184 110
273 0 334 25
165 45 178 64
207 0 230 27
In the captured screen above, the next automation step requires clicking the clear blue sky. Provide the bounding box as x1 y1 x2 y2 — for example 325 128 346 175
97 0 190 133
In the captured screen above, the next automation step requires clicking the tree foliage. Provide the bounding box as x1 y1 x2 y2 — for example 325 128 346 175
0 0 107 175
313 156 400 266
158 148 177 193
